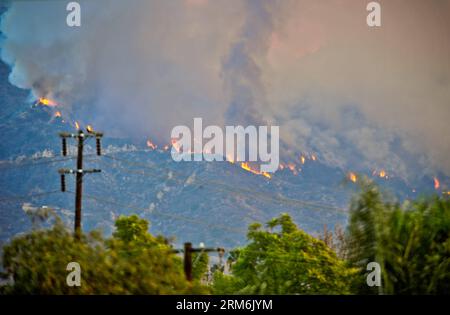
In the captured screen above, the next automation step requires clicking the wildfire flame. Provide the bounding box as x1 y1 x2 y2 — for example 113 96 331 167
39 97 57 107
372 169 388 179
378 169 388 179
434 177 440 190
146 139 157 150
86 125 94 133
75 121 80 130
240 162 256 173
300 155 306 164
54 111 62 118
240 162 271 179
287 162 298 175
348 172 357 183
278 162 300 175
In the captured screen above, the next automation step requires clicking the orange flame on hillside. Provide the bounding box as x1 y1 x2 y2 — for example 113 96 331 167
278 162 300 175
434 177 440 190
39 97 57 107
75 121 80 130
372 169 388 179
240 162 271 179
348 172 357 183
300 155 306 164
86 125 94 133
287 162 298 175
240 162 254 172
378 169 388 179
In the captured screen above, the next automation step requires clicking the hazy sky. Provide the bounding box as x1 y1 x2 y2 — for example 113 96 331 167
1 0 449 180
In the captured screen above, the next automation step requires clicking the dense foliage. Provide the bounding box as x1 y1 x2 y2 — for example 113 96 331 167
0 214 206 294
1 184 449 295
346 182 450 294
213 213 357 294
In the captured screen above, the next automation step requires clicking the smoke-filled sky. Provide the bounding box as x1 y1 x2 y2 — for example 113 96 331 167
0 0 449 180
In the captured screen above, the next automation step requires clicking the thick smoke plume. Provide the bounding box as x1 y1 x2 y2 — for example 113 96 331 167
1 0 449 180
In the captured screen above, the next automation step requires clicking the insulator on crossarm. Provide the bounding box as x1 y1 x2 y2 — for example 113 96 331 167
96 138 102 156
60 174 66 192
62 138 67 156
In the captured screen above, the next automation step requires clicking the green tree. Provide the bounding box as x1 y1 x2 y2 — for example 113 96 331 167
113 214 153 243
213 213 357 294
192 251 209 281
1 214 206 294
347 182 450 294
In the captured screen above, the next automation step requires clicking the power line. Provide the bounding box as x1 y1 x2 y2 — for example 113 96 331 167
0 190 61 202
95 153 347 230
177 242 225 282
0 156 77 170
0 141 348 213
227 248 340 265
65 190 248 235
1 146 346 237
80 160 269 228
96 156 302 223
101 153 347 214
0 152 103 171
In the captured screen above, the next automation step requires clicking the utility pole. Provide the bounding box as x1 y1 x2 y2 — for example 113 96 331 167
173 242 225 281
184 242 193 281
74 130 84 238
59 128 103 239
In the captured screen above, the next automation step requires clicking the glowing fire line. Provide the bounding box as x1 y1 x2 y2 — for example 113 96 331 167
240 162 271 179
434 177 440 190
38 97 57 107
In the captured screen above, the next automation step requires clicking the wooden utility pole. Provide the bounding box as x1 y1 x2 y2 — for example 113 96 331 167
59 128 103 239
176 242 225 281
74 130 84 238
184 242 193 281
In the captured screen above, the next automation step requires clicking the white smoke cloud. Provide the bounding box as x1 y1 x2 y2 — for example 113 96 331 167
1 0 243 138
262 0 450 178
1 0 449 180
